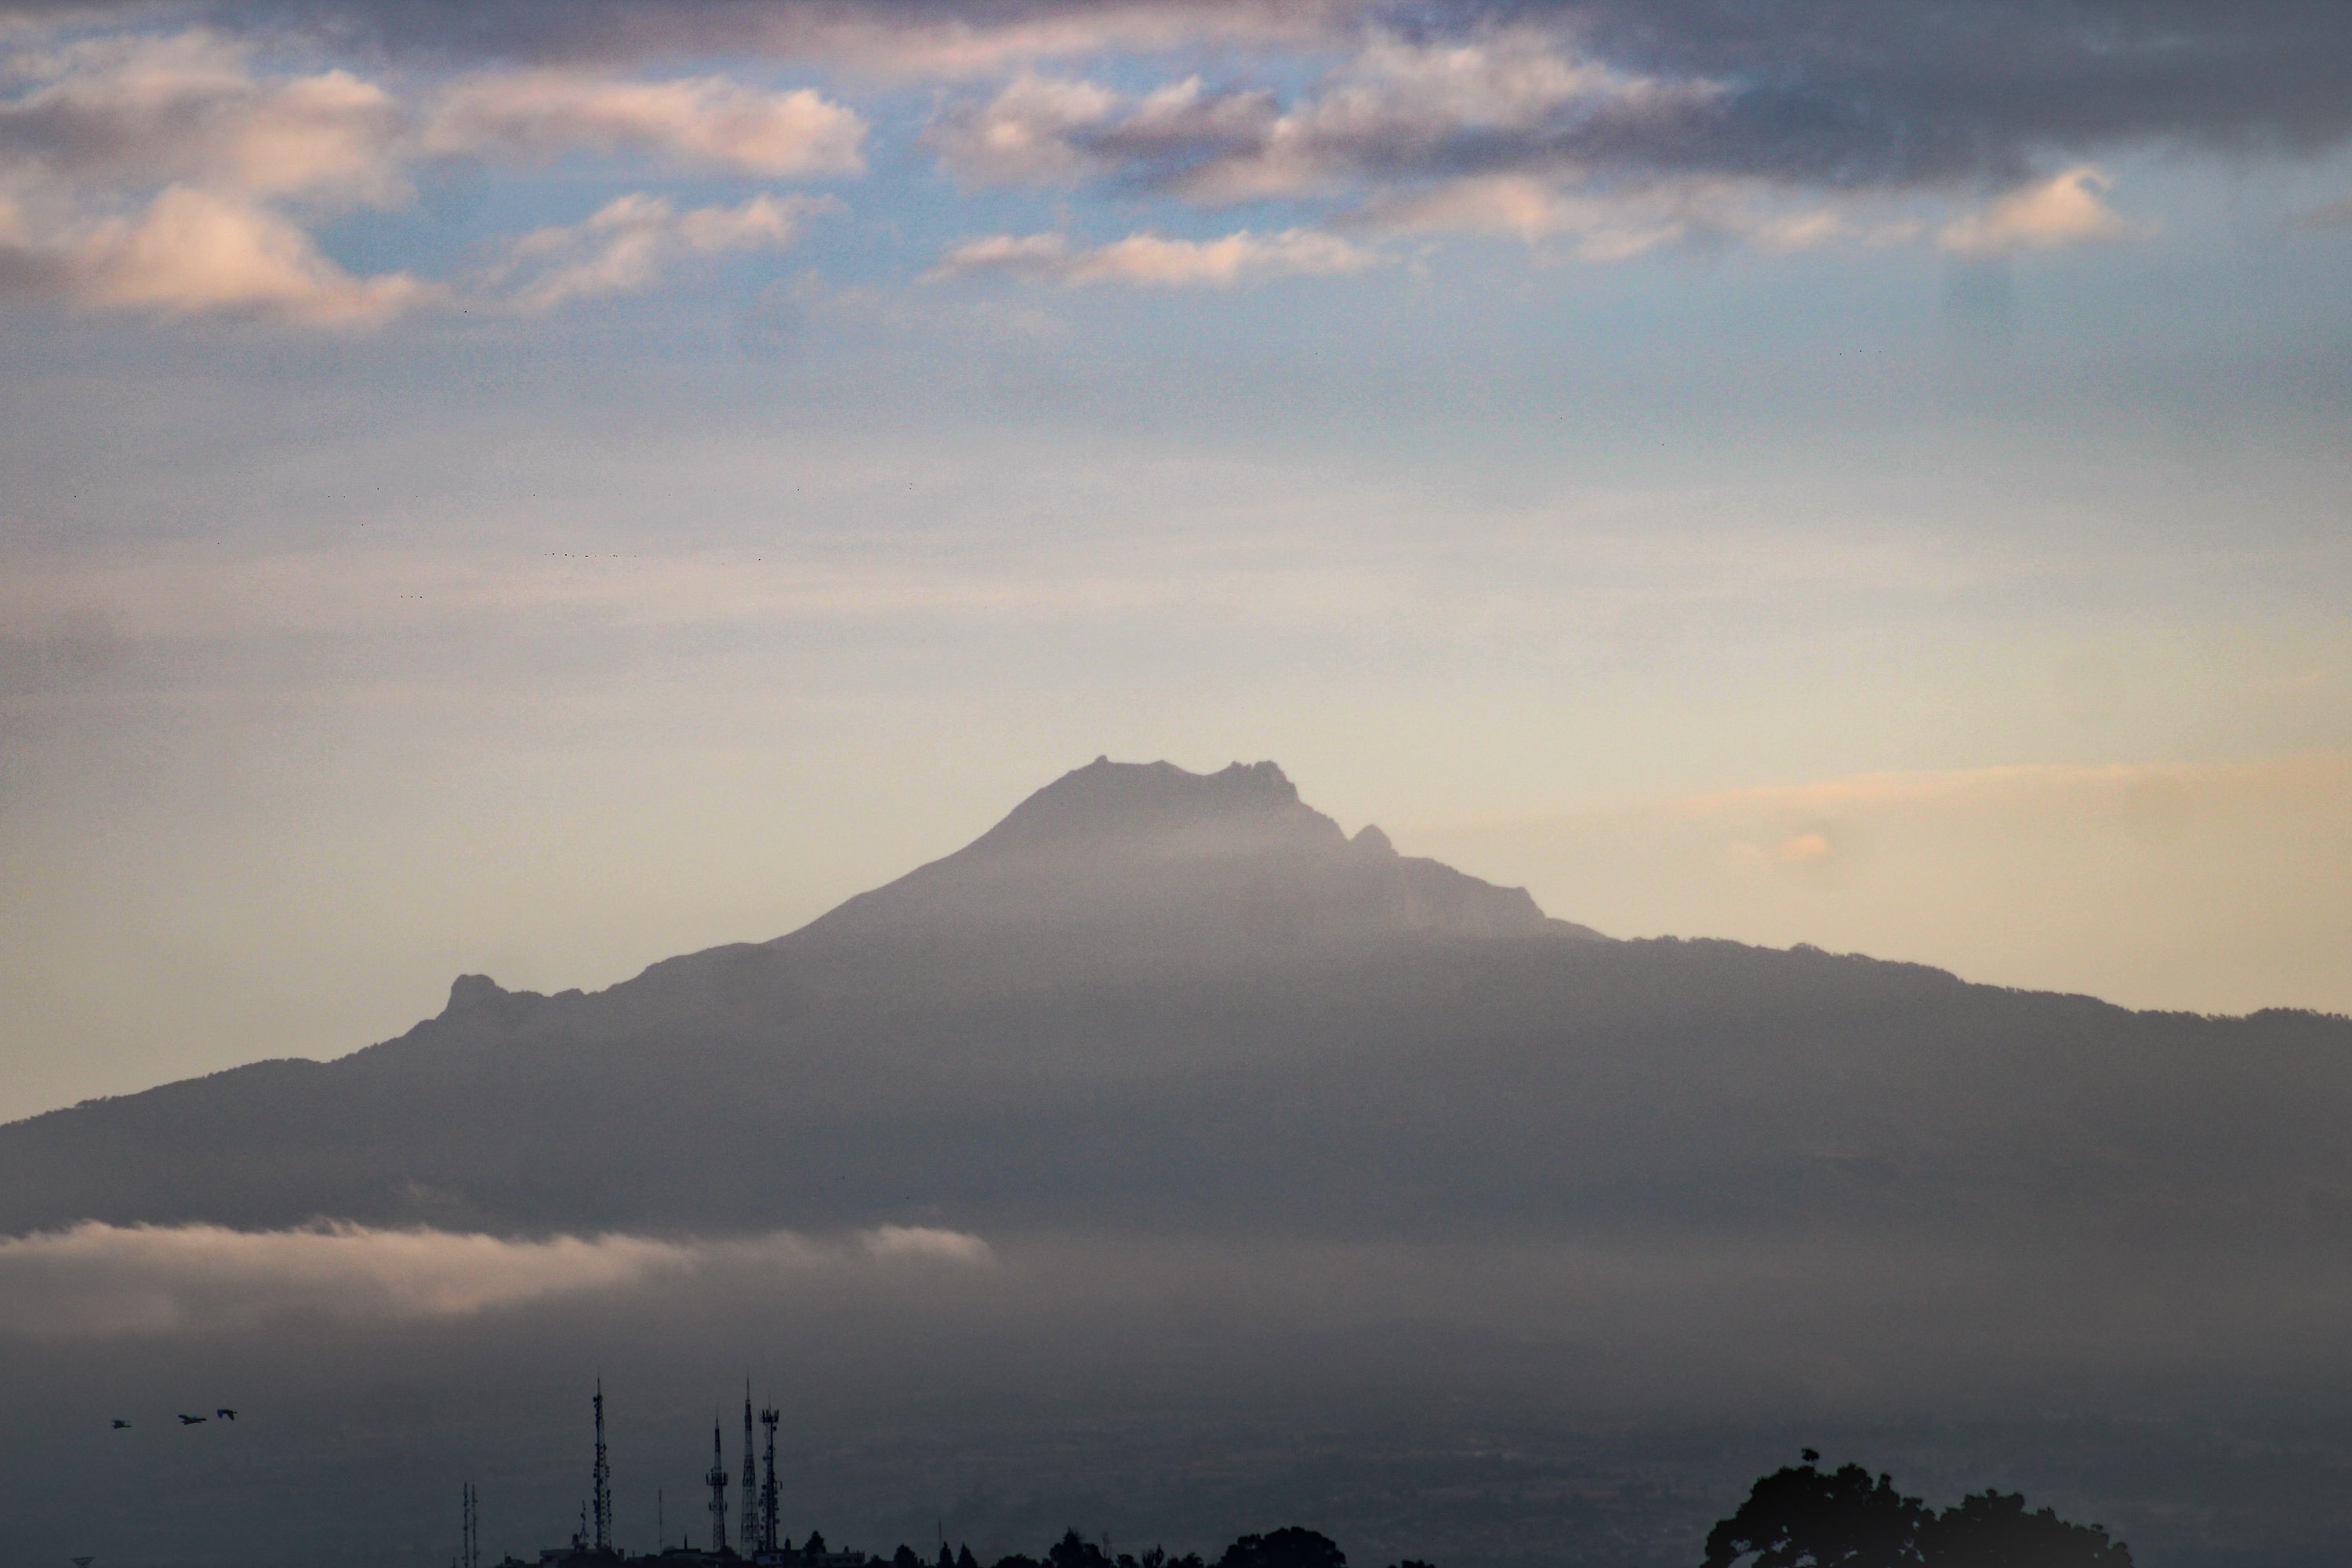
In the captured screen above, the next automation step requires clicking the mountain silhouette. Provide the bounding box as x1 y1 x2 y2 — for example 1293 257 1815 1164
0 757 2345 1246
786 757 1601 979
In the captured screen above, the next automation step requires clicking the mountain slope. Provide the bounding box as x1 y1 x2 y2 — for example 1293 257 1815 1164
0 758 2344 1250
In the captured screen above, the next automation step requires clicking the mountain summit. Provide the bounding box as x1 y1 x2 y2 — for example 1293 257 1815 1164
783 757 1602 973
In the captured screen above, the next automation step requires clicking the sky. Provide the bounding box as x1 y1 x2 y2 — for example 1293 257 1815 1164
4 0 2351 1123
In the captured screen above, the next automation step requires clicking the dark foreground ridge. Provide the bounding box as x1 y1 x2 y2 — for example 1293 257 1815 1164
488 1381 2127 1568
2 757 2348 1247
522 1524 1381 1568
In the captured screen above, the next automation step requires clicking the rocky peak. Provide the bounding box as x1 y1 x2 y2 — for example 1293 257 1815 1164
963 757 1341 858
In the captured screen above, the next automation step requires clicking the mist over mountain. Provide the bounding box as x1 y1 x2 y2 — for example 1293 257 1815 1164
3 757 2344 1252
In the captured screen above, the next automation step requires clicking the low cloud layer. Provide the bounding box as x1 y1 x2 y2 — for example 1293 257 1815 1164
6 1224 2352 1566
0 1221 993 1335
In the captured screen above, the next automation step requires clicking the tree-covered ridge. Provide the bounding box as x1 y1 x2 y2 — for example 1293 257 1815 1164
877 1526 1413 1568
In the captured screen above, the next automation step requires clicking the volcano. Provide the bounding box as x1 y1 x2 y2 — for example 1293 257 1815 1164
2 757 2345 1248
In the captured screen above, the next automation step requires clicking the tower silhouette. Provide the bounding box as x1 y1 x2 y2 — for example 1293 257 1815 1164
741 1385 758 1555
706 1421 730 1555
760 1406 782 1553
592 1382 612 1554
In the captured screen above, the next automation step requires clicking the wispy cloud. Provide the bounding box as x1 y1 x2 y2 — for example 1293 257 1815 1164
1937 165 2147 256
861 1224 996 1264
1348 172 1927 260
479 191 833 312
926 226 1384 287
423 70 865 176
0 1221 993 1335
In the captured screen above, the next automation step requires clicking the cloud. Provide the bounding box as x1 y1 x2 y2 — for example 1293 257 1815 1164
0 33 862 324
1350 172 1925 260
926 29 1707 202
0 1220 995 1335
923 31 2145 265
12 0 2352 180
0 183 435 325
423 70 866 176
926 226 1385 287
480 191 833 312
1937 165 2147 256
88 0 1358 78
0 31 408 204
20 0 2352 183
860 1224 996 1263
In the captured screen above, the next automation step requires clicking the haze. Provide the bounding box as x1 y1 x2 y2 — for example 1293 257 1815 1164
3 3 2352 1565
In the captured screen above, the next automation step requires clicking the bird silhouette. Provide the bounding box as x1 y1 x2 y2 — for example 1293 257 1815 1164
111 1420 129 1429
216 1408 237 1421
177 1414 206 1425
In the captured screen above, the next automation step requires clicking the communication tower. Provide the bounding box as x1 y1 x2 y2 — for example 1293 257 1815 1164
741 1385 758 1555
760 1406 782 1552
706 1421 730 1555
592 1381 613 1554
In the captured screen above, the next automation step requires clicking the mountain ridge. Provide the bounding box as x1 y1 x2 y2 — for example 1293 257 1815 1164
2 757 2347 1252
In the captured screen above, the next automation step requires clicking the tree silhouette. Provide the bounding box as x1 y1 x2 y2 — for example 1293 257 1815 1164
1703 1460 1929 1568
1922 1490 2134 1566
1704 1457 2132 1568
1050 1530 1113 1568
1217 1528 1347 1568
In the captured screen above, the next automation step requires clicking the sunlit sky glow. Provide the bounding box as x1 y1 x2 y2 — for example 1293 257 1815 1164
4 0 2350 1120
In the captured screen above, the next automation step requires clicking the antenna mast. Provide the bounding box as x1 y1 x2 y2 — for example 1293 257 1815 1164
706 1420 731 1555
741 1384 758 1555
593 1381 613 1554
760 1406 782 1553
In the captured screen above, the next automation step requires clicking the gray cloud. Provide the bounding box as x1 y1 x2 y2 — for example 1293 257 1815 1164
1501 0 2352 177
9 0 2344 180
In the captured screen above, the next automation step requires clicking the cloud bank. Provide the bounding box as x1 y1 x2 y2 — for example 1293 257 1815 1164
0 1221 993 1335
0 0 2336 321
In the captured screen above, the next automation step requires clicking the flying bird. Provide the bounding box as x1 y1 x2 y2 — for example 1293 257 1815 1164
216 1409 237 1420
177 1414 206 1425
111 1420 129 1429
